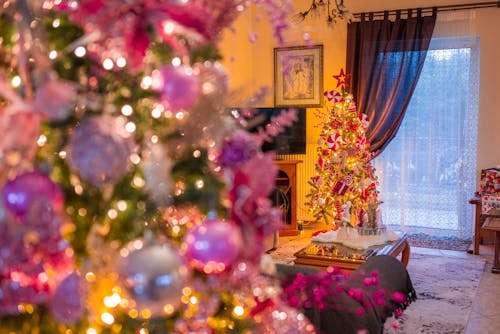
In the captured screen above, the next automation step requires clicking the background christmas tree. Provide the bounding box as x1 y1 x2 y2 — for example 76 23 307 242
307 70 380 227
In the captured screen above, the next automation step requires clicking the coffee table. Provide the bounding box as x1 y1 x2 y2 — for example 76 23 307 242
293 231 410 271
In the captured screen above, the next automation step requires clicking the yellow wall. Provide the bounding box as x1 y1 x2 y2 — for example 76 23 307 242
219 0 500 221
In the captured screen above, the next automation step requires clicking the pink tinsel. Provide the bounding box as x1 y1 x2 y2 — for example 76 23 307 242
252 108 299 147
228 152 282 261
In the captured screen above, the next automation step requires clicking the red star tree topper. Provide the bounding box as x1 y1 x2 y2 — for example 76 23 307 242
332 68 352 88
307 69 380 227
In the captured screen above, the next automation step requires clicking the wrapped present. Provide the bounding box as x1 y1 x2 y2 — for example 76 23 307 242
480 168 500 195
481 195 500 214
333 175 353 195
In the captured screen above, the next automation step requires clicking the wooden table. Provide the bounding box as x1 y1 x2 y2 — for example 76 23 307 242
293 232 410 272
482 216 500 273
469 197 483 255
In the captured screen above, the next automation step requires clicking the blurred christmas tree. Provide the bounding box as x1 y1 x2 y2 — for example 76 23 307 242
306 70 380 227
0 0 318 333
0 1 408 333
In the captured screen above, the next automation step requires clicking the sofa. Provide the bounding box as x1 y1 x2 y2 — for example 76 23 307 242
275 255 416 334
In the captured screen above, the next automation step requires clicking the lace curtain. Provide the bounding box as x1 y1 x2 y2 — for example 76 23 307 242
373 11 479 239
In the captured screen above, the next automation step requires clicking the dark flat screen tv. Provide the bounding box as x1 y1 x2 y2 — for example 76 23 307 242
245 108 306 155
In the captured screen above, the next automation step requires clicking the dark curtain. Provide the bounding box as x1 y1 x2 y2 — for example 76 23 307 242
346 9 437 156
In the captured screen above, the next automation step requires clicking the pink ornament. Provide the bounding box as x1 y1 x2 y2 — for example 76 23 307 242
34 78 78 121
49 272 84 324
2 171 64 218
153 65 199 111
0 109 41 168
326 133 343 151
183 218 242 274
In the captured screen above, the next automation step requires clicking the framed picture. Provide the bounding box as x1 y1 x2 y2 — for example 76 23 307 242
274 44 323 108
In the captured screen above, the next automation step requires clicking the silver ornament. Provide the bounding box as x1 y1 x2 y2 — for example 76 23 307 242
118 236 191 317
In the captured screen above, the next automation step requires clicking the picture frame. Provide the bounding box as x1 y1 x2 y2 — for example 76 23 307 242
274 44 323 108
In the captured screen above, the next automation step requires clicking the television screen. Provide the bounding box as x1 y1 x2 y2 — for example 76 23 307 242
245 108 307 155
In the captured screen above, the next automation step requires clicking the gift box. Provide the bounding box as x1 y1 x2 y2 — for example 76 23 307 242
480 168 500 195
333 175 353 195
481 195 500 214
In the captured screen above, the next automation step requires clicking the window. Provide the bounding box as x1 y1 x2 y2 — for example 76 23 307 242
373 36 479 239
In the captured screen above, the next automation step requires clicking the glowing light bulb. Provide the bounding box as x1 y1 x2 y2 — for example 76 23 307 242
107 209 118 219
11 75 21 87
116 57 127 68
101 312 115 325
233 305 245 317
141 76 153 89
37 135 47 146
117 200 127 211
103 293 121 308
74 46 86 57
195 179 204 189
102 58 114 70
171 57 181 67
121 104 133 116
125 122 136 133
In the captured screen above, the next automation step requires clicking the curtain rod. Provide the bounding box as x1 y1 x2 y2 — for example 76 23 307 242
352 1 500 19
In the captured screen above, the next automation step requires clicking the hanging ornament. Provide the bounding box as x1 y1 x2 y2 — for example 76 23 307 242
326 133 343 151
118 235 191 317
153 65 200 112
218 130 259 169
34 77 78 122
329 119 342 129
66 115 136 188
183 217 243 274
2 170 64 218
142 142 173 206
324 89 344 103
49 272 85 324
0 109 41 169
333 175 353 195
358 113 369 128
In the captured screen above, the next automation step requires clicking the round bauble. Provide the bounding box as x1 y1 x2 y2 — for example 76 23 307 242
118 237 191 317
153 65 200 112
66 115 135 188
183 218 242 274
2 171 64 218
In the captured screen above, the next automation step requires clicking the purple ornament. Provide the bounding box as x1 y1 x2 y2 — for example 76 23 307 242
66 115 136 187
2 171 64 218
49 272 84 324
218 130 259 169
154 65 200 111
183 218 242 274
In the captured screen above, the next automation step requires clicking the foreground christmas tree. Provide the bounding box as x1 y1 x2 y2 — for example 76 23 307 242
307 70 380 227
0 1 408 333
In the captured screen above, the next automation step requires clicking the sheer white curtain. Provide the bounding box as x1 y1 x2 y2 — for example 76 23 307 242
373 11 479 240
